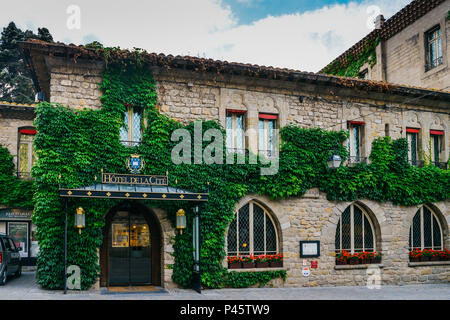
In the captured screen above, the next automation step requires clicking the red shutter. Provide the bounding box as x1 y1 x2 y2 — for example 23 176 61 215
20 129 37 135
259 114 278 120
430 130 444 136
226 109 247 114
406 128 420 133
348 121 365 125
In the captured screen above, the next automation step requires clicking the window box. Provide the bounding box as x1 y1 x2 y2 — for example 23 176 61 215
255 262 269 268
228 262 242 269
242 262 255 269
269 261 283 268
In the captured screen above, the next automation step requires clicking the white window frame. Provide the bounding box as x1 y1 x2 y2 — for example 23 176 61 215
406 130 419 165
227 201 279 257
258 116 277 158
336 203 376 254
18 129 36 179
347 122 364 163
426 25 443 71
409 205 443 251
120 106 143 146
226 111 246 154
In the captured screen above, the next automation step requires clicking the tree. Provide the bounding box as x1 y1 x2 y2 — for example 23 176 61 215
0 22 53 104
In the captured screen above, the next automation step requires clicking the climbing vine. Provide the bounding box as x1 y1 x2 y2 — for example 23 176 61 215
19 50 450 290
322 37 381 78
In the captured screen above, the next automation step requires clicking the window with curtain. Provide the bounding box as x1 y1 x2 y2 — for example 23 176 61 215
335 203 376 254
430 130 444 167
120 106 143 146
227 201 278 257
226 110 246 154
409 206 443 251
347 122 365 164
406 128 419 166
18 128 37 179
258 114 277 158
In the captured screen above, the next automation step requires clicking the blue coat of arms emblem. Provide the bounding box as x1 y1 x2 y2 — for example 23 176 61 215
127 154 145 174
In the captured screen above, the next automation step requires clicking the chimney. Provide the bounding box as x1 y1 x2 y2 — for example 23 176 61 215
375 14 385 29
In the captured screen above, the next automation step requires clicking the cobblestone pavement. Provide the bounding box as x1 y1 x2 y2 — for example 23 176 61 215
0 272 448 300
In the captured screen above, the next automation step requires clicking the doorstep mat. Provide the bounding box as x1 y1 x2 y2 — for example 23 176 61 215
103 286 168 294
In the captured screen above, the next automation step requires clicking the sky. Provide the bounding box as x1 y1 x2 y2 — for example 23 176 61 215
1 0 413 72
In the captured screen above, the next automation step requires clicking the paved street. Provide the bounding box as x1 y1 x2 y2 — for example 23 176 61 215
0 272 448 300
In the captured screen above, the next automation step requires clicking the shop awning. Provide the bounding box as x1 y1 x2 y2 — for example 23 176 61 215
59 183 208 202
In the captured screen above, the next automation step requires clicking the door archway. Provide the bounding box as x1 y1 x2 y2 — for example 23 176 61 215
100 201 161 287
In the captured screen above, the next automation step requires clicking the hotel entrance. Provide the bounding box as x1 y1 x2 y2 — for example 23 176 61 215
100 202 162 287
109 209 151 286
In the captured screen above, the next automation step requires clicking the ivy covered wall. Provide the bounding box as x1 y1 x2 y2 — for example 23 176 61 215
5 54 447 290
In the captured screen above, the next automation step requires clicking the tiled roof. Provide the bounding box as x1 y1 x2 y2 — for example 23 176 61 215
319 0 447 73
19 39 450 104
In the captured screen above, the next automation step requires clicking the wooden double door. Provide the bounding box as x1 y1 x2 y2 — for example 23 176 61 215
101 203 161 287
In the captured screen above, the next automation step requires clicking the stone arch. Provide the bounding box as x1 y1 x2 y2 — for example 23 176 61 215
99 201 175 288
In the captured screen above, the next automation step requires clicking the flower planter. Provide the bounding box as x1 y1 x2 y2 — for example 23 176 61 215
255 262 269 268
372 257 381 264
420 256 430 262
409 257 420 262
349 259 359 265
360 259 370 265
336 260 346 265
242 262 255 269
269 261 283 268
430 256 440 262
228 262 242 269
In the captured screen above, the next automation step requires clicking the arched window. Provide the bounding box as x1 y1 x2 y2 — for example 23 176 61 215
409 205 443 250
335 203 376 253
227 201 278 256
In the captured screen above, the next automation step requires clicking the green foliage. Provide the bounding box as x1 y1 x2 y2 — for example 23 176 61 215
322 37 380 78
0 145 34 209
0 21 53 103
31 57 449 290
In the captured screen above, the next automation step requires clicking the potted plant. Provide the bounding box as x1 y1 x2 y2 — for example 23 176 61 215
372 252 382 263
269 253 283 267
241 255 255 269
255 255 269 268
336 250 350 265
348 253 360 265
359 252 370 264
430 250 440 261
439 249 450 261
409 249 422 262
421 249 431 262
227 256 242 269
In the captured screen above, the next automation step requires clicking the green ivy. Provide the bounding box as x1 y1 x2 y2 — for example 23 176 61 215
322 37 380 78
18 55 450 290
0 145 34 209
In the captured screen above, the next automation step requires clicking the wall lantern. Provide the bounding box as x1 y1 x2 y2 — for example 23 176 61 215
176 209 186 234
75 207 86 234
327 154 342 169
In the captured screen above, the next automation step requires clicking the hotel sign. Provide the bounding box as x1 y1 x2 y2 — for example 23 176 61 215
102 173 168 186
0 209 32 220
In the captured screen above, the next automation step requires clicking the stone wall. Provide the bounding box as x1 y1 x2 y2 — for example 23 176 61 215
369 2 450 90
229 192 449 287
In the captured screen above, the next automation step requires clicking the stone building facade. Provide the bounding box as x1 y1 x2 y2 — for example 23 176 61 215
5 39 449 289
321 0 450 91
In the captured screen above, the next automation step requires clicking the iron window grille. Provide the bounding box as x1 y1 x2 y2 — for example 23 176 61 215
227 201 279 257
335 203 376 254
409 205 443 251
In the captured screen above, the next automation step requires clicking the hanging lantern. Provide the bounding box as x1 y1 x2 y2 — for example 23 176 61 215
176 209 186 234
327 154 342 169
75 207 86 234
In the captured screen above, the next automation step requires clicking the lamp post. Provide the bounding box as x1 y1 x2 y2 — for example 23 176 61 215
192 205 201 294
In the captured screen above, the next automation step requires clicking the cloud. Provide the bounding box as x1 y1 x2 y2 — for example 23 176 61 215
0 0 412 72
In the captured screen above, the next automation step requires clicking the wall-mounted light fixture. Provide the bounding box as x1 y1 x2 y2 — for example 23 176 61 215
75 207 86 234
176 209 186 234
